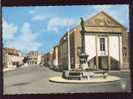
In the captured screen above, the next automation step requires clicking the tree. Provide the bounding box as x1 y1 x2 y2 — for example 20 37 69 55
23 57 28 63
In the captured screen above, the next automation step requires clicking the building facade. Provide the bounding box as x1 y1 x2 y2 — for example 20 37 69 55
41 55 45 65
122 32 129 69
48 50 54 68
42 51 54 68
27 51 41 65
58 11 129 71
3 48 24 68
52 45 59 68
58 29 77 70
41 53 49 66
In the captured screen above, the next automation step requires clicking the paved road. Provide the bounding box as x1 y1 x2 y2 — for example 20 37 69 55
4 65 131 94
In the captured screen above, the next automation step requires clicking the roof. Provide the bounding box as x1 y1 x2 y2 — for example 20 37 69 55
3 48 19 56
85 11 126 30
59 11 127 43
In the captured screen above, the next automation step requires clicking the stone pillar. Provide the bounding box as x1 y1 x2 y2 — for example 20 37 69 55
107 35 111 71
95 34 99 70
80 17 85 53
79 17 88 70
119 34 123 70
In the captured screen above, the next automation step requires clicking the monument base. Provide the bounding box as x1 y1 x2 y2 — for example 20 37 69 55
79 52 89 70
49 75 120 83
80 63 88 70
62 70 108 80
62 70 88 80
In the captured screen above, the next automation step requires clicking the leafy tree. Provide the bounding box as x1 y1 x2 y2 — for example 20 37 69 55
23 57 28 63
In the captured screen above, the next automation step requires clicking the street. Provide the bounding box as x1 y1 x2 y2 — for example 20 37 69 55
4 65 131 94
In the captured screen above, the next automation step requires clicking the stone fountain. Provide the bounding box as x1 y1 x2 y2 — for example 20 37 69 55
61 17 106 80
79 17 89 70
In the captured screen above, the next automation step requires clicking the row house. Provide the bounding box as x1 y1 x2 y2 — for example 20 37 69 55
58 32 76 70
42 51 53 68
58 27 81 70
52 45 59 68
41 55 45 65
41 46 59 69
3 48 24 69
41 53 50 66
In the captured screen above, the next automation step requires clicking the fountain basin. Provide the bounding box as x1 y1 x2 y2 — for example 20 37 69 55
49 75 120 84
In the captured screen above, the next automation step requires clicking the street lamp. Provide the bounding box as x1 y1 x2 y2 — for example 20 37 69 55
67 18 71 71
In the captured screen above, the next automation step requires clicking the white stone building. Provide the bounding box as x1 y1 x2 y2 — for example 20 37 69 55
52 45 59 68
58 11 129 70
27 51 41 65
3 48 24 69
84 11 126 70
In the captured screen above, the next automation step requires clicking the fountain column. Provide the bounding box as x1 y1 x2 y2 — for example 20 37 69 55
79 17 89 70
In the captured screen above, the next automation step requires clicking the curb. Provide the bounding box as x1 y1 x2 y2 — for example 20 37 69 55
3 67 17 72
49 76 120 84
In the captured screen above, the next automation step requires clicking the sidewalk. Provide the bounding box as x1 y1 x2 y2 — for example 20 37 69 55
108 70 130 73
3 64 29 72
49 75 121 84
3 67 17 72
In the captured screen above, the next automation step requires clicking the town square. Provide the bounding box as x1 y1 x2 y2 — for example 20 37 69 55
2 5 131 94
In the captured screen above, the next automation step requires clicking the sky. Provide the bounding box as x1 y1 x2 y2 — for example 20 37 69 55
2 5 129 54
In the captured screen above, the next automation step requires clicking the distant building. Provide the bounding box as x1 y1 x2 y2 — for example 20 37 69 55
58 11 129 71
42 53 50 66
42 51 53 68
27 51 41 65
48 50 54 68
41 55 45 65
52 45 59 69
3 48 24 68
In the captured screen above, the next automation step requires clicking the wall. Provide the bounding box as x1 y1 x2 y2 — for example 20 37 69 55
109 35 119 61
37 55 42 64
53 46 58 66
84 33 123 70
97 36 108 56
85 35 96 61
6 55 24 68
74 28 81 69
122 32 129 69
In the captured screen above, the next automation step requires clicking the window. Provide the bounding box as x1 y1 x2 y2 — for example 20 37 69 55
123 47 127 57
123 52 127 57
100 38 105 51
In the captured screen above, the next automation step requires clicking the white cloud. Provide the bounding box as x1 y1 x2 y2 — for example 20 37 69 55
47 17 78 33
7 22 42 52
32 15 48 21
29 10 35 14
2 18 18 40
